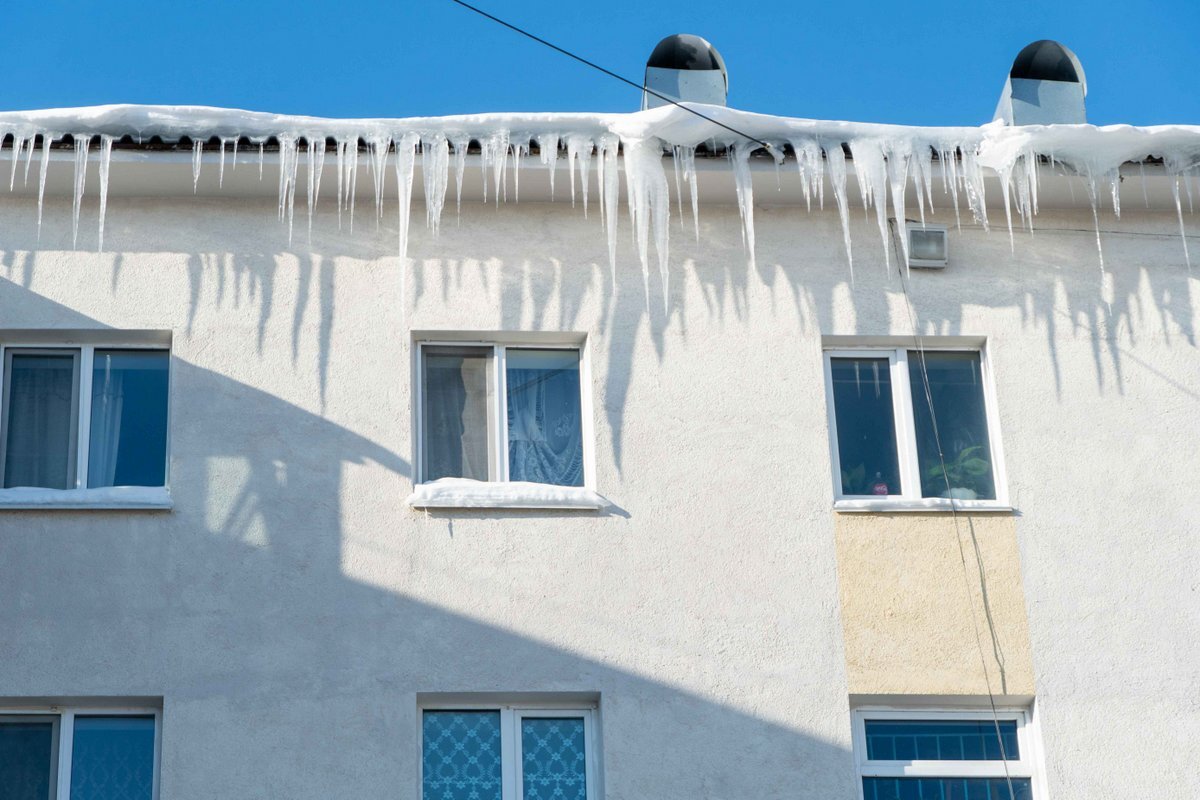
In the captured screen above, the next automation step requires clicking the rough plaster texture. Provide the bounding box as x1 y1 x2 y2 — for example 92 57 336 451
0 170 1197 800
833 514 1034 697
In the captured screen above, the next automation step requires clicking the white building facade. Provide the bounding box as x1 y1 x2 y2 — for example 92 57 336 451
0 102 1197 800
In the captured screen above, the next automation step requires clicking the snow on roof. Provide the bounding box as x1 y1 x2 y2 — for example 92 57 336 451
2 103 1198 297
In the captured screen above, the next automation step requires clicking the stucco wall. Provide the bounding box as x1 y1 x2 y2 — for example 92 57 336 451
0 183 1197 799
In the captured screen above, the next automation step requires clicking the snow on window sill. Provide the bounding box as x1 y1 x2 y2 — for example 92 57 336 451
407 478 606 511
834 497 1013 513
0 486 173 510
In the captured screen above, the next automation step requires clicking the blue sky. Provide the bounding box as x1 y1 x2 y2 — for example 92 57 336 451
7 0 1198 126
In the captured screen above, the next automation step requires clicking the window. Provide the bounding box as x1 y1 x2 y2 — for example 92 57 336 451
416 341 591 488
853 709 1039 800
0 706 160 800
420 706 598 800
0 339 170 501
823 346 1007 510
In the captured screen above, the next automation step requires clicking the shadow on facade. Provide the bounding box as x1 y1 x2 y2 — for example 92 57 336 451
0 282 858 799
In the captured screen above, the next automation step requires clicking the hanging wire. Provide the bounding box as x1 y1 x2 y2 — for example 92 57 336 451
889 222 1019 800
446 0 775 153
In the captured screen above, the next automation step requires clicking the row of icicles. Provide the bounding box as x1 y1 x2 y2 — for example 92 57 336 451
2 130 1198 307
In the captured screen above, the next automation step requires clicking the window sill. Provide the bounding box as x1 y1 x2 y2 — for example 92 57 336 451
834 497 1013 513
407 478 606 511
0 486 173 510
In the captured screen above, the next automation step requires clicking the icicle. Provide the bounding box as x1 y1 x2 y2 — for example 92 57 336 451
368 135 391 225
306 137 326 243
676 145 699 241
1083 168 1105 272
192 140 203 193
537 134 559 200
232 138 239 171
218 138 227 188
565 135 592 217
824 142 853 274
343 137 359 232
941 147 963 230
959 148 989 230
790 138 824 213
849 140 891 269
71 134 91 250
1171 174 1191 269
512 138 528 203
258 142 264 180
97 135 114 252
479 131 509 206
730 144 759 271
277 136 299 244
671 146 685 228
622 137 672 309
452 135 469 217
1108 168 1121 220
10 136 26 191
598 135 619 288
23 136 34 186
422 134 450 236
36 135 51 239
393 132 420 262
335 139 346 229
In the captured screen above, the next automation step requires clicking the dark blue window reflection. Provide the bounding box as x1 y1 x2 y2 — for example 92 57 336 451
87 350 169 488
863 777 1032 800
866 720 1019 761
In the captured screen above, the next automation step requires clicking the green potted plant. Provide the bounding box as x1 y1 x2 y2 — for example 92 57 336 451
928 445 990 500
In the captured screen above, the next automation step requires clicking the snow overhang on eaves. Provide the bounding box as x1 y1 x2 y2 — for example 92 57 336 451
2 103 1198 284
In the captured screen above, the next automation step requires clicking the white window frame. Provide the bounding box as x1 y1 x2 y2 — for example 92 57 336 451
414 338 596 490
0 705 163 800
823 344 1010 512
0 336 173 509
417 702 599 800
852 708 1041 800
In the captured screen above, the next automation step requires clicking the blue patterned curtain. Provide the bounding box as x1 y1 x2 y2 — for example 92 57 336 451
423 712 503 800
69 716 155 800
506 350 583 487
521 717 587 800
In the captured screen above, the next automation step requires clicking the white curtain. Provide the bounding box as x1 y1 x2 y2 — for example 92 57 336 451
87 353 125 488
3 353 77 489
506 350 583 486
423 350 490 481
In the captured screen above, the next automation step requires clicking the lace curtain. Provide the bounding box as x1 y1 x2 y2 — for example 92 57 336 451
506 350 583 487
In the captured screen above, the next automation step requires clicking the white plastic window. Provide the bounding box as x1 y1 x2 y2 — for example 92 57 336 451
0 706 161 800
0 343 170 492
420 706 598 800
824 347 1008 510
853 708 1040 800
416 341 593 489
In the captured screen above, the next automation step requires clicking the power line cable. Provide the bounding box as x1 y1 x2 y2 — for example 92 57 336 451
446 0 775 152
889 224 1019 800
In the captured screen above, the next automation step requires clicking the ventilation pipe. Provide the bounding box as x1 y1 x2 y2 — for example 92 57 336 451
642 34 728 110
994 40 1087 125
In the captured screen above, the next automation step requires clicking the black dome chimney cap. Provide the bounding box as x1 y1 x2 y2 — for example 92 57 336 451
647 34 726 72
1010 40 1083 84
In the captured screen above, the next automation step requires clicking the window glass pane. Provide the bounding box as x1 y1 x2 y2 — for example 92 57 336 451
907 352 996 500
69 715 155 800
88 350 169 488
521 717 587 800
865 720 1019 761
0 719 56 800
423 347 492 482
829 357 901 496
422 711 502 800
863 777 1032 800
3 352 79 489
506 349 583 487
